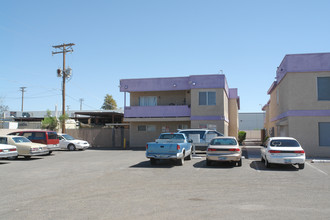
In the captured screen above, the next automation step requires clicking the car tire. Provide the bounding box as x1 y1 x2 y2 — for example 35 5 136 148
24 156 31 159
206 159 211 166
150 158 157 165
298 163 305 169
177 156 184 166
261 156 265 162
237 158 242 167
186 151 192 160
265 158 271 168
68 144 76 151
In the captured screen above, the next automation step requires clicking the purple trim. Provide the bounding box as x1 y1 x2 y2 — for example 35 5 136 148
124 105 191 118
191 115 229 123
271 110 330 122
120 74 229 94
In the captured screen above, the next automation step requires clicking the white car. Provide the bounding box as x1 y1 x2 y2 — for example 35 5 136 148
58 133 90 151
0 143 18 159
206 136 242 167
261 137 305 169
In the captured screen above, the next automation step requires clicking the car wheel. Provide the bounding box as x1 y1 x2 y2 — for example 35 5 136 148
261 156 265 162
24 156 31 159
68 144 76 151
186 151 192 160
150 158 157 165
206 159 211 166
177 156 184 166
237 158 242 167
298 163 305 169
265 158 271 168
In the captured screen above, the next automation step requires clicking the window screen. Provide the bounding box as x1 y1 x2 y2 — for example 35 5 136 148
317 77 330 100
319 122 330 146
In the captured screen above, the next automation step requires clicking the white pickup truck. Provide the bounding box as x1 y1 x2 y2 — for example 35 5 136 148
178 129 223 151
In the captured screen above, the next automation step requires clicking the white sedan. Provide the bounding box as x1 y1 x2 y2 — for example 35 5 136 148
261 137 305 169
58 133 90 151
0 143 18 159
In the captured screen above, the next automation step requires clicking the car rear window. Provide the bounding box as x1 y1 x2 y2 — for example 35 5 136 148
211 138 237 145
13 137 31 143
159 134 184 140
47 132 58 139
270 140 300 147
179 131 206 139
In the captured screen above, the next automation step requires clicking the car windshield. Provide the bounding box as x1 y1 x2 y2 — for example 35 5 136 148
270 139 300 147
211 138 237 145
179 131 206 139
159 134 184 140
62 134 75 140
12 137 31 143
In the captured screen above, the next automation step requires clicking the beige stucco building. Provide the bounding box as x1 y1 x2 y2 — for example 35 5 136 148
263 53 330 157
120 74 240 147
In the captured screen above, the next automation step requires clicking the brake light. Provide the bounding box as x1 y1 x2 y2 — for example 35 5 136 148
294 150 305 154
0 149 2 152
229 148 240 152
269 150 281 153
207 148 216 151
177 145 180 150
9 148 16 152
146 144 148 150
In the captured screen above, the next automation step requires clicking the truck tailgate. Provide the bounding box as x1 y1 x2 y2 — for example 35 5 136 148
147 143 178 154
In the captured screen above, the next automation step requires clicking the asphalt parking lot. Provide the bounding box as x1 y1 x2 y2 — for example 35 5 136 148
0 147 329 220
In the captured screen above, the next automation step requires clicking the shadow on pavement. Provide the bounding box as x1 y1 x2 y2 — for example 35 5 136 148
250 160 299 171
130 160 176 168
193 160 236 169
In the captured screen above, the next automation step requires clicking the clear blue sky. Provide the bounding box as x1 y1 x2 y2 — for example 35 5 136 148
1 0 330 113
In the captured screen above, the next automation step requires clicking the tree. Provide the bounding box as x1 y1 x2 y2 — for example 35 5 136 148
41 110 58 131
101 94 117 110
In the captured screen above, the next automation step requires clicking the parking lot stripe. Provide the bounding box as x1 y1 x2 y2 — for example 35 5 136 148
306 162 328 176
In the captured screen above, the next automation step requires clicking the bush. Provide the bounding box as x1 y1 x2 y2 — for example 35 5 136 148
238 131 246 145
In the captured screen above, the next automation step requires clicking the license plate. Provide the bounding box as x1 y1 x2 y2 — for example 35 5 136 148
4 150 9 153
218 156 227 160
284 159 291 163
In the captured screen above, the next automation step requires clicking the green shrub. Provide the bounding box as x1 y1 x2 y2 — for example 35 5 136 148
238 131 246 145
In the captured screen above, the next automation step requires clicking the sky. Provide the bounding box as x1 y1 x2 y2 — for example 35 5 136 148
1 0 330 113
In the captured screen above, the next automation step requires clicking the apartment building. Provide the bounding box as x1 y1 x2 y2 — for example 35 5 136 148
120 74 240 147
263 53 330 157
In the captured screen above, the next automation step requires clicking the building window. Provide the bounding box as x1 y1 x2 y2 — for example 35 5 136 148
138 125 156 132
317 77 330 100
199 92 216 105
138 125 146 131
178 124 188 130
319 122 330 146
139 96 157 106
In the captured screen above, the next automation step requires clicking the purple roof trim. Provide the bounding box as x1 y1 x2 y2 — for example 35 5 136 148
120 74 229 94
191 115 229 123
271 110 330 122
268 53 330 95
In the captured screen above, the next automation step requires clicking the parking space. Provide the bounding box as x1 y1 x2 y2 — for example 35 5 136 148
0 148 329 220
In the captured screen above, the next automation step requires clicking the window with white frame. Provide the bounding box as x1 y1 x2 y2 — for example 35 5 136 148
139 96 157 106
199 92 216 105
317 77 330 100
319 122 330 146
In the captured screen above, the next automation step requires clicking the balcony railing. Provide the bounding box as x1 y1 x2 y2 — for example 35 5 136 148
124 105 191 118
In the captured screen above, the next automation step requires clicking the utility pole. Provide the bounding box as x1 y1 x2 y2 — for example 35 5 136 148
79 98 84 111
52 43 75 133
20 87 26 112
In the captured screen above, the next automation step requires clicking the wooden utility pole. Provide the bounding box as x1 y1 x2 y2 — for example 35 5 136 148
52 43 75 133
